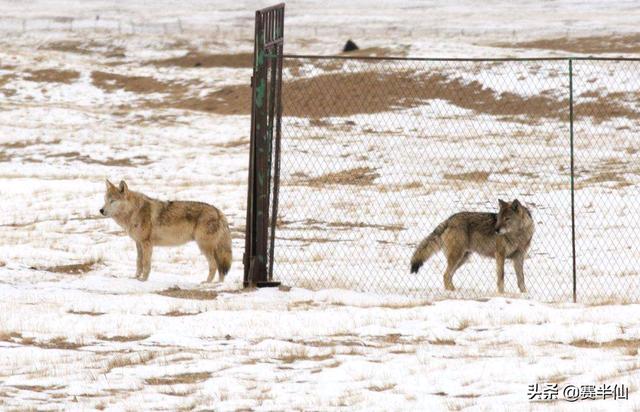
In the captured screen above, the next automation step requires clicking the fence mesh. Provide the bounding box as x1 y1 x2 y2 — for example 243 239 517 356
573 60 640 303
271 56 638 303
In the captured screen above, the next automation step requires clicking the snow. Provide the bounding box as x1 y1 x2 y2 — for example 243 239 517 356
1 0 640 410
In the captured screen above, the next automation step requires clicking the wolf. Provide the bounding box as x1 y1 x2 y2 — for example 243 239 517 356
410 199 534 293
100 180 232 282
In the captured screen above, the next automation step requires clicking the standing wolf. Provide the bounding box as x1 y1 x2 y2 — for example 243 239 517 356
410 199 534 293
100 180 232 282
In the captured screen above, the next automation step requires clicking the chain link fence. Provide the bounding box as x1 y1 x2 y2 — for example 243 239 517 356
271 55 639 303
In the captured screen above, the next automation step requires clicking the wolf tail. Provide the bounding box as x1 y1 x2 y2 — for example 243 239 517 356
410 220 447 273
215 221 233 277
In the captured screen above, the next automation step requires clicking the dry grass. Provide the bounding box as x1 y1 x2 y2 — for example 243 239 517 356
449 318 473 331
44 151 151 167
68 310 105 316
20 336 83 350
31 258 101 275
368 382 397 392
24 69 80 84
145 371 212 385
97 334 150 342
11 384 66 392
157 286 218 300
429 338 457 346
162 310 203 317
444 171 490 182
104 350 162 373
569 338 640 350
496 33 640 54
301 167 379 186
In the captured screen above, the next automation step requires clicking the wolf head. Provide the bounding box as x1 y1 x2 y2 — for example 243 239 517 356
100 179 130 218
495 199 528 235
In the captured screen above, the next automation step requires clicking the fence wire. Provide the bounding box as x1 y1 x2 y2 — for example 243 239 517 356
272 56 638 303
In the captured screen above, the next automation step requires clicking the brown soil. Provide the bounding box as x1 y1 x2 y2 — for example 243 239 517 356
32 259 100 275
167 84 250 115
25 69 80 84
283 71 567 119
157 286 218 300
149 51 253 68
496 34 640 54
88 66 639 123
91 71 188 95
302 167 379 186
44 40 125 57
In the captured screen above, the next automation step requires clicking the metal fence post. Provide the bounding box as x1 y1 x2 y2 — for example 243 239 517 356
569 58 577 303
244 4 285 288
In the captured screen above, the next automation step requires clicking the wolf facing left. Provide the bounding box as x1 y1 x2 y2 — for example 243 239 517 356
100 180 232 282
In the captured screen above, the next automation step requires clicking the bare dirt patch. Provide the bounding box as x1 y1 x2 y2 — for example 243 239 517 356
145 371 212 385
495 34 640 54
89 64 639 122
283 71 566 119
149 51 253 68
301 167 379 186
167 84 249 115
157 286 218 300
25 69 80 84
32 258 101 275
91 71 188 95
44 40 125 57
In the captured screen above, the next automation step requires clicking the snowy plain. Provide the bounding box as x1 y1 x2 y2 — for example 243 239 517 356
0 0 639 410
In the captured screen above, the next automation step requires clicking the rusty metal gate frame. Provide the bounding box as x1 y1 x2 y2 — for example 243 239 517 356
243 3 284 288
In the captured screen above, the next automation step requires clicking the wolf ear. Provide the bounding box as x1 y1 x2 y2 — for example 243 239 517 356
106 179 117 191
498 199 507 209
512 199 521 211
119 180 128 194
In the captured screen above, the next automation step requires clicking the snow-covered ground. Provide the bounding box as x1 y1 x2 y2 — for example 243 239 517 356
0 0 639 410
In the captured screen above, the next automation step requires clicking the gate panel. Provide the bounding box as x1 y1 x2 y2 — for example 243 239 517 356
244 4 284 287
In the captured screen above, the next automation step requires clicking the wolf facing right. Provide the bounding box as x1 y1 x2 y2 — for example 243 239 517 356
410 199 534 293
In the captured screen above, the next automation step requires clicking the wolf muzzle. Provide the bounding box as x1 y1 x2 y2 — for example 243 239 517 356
100 208 105 216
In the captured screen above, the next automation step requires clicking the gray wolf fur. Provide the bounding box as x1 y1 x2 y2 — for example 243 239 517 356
410 199 534 293
100 180 232 282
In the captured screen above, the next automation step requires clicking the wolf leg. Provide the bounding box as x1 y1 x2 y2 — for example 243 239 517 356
443 248 466 291
512 252 527 293
196 239 218 283
139 241 153 281
496 250 505 293
135 242 143 279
